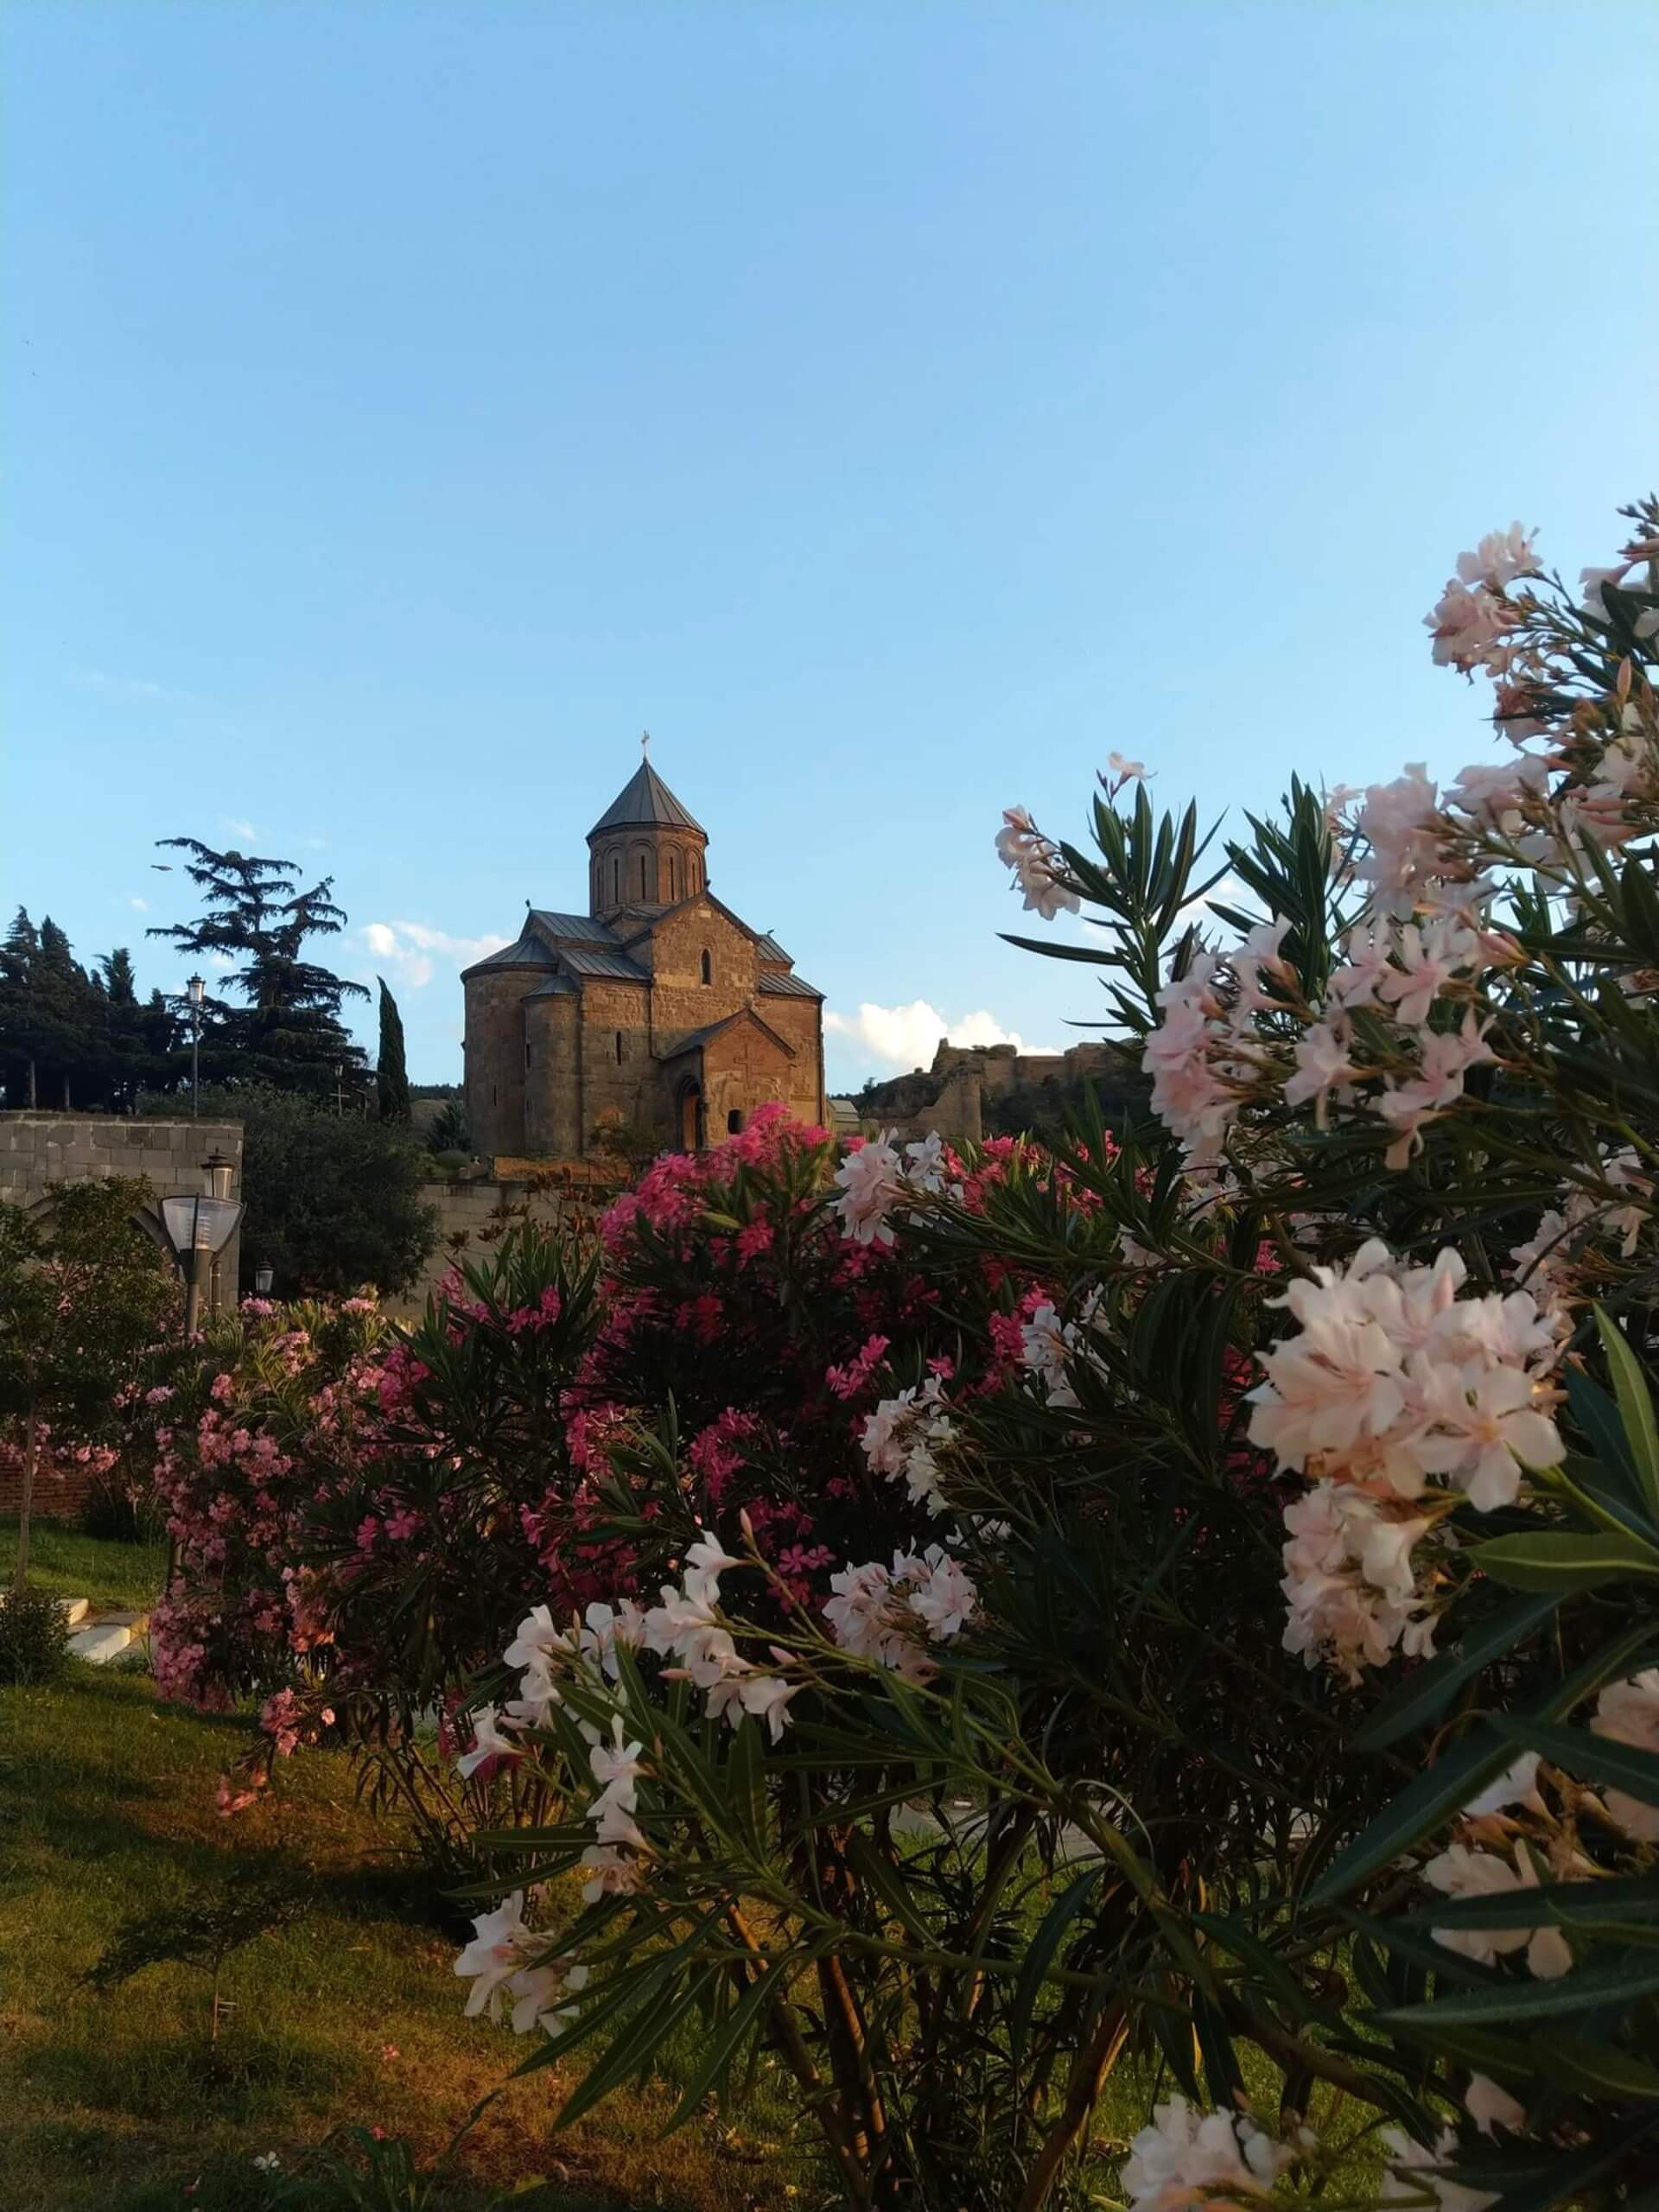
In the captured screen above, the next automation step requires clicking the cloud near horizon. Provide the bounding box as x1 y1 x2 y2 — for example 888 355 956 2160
363 918 511 991
823 999 1059 1077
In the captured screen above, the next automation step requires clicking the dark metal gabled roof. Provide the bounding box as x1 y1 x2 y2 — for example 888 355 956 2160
528 909 622 947
560 946 651 983
522 974 577 1000
460 931 560 981
758 969 823 1000
588 761 707 839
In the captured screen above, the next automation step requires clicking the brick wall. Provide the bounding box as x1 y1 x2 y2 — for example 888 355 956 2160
0 1443 96 1522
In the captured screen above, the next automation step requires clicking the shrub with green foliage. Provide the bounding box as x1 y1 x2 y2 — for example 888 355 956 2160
0 1580 70 1683
151 1084 437 1297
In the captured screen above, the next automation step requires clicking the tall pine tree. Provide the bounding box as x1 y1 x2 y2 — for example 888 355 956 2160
149 840 370 1098
375 978 411 1123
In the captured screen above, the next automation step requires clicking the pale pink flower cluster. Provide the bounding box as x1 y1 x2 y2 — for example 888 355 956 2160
1422 1842 1571 1980
1423 526 1536 677
823 1546 979 1681
830 1128 959 1244
575 1712 651 1902
1020 1297 1105 1408
1144 924 1293 1162
995 805 1081 921
1382 2128 1497 2212
643 1531 799 1743
453 1890 588 2034
1591 1669 1659 1841
1250 1241 1563 1680
861 1377 954 1513
1120 2096 1291 2212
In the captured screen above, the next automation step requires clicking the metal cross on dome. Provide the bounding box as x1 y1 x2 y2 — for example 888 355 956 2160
640 728 651 758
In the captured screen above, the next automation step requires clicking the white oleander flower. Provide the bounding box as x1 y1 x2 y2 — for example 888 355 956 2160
1591 1670 1659 1841
1422 1844 1571 1979
1382 2126 1497 2212
1121 2095 1290 2212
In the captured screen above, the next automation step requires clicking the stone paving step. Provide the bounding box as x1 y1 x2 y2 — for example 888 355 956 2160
56 1595 89 1627
68 1621 134 1664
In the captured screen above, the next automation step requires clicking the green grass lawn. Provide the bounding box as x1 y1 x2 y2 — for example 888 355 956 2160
0 1661 801 2212
2 1516 167 1611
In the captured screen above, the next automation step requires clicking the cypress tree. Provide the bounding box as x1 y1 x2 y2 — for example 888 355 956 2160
375 978 411 1123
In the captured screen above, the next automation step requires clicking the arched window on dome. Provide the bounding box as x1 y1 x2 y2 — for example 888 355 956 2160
700 949 712 986
667 855 677 901
610 855 620 904
639 853 648 899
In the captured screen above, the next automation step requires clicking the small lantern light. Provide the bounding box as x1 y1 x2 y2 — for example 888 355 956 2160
254 1262 275 1297
186 974 206 1007
159 1154 245 1334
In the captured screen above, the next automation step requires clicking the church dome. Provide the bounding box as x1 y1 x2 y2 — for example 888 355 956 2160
587 760 706 840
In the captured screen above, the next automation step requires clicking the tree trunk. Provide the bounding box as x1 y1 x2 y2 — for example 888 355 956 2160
13 1404 40 1589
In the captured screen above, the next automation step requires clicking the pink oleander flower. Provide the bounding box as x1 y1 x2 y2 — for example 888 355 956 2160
996 805 1081 921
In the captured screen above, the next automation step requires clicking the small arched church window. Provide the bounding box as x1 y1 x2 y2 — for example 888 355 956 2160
639 854 647 898
667 856 677 901
727 1109 743 1135
700 949 712 986
611 855 620 903
614 1030 623 1064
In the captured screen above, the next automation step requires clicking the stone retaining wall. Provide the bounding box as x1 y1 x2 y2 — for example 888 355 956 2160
0 1111 245 1311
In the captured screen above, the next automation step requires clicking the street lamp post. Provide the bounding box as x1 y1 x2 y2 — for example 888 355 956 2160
158 1153 244 1590
160 1151 244 1338
186 974 205 1118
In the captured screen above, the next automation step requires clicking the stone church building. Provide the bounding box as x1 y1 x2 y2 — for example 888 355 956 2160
461 758 826 1161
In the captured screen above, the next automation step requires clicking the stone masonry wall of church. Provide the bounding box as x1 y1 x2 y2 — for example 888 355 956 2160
576 979 657 1142
463 969 536 1158
754 992 825 1122
524 993 582 1157
698 1022 795 1135
640 901 760 1048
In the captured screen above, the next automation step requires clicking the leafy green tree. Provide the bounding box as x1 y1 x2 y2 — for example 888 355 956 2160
375 977 411 1124
169 1084 436 1296
0 1179 175 1586
149 839 371 1099
0 908 41 1106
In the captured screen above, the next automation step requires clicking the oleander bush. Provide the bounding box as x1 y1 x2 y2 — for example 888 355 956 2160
139 499 1659 2211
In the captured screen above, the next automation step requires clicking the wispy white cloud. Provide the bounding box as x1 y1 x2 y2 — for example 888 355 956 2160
219 815 259 843
128 895 148 912
823 999 1059 1075
362 919 511 991
72 666 201 707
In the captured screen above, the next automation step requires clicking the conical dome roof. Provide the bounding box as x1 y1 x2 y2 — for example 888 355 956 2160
588 760 706 839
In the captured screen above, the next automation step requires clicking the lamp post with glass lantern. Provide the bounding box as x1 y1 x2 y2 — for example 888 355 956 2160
160 1150 244 1337
186 974 205 1117
254 1262 275 1297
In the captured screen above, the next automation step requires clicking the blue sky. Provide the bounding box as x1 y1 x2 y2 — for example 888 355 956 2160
4 3 1656 1090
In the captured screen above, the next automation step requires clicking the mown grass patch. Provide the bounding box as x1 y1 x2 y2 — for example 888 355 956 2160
0 1663 803 2211
2 1516 167 1611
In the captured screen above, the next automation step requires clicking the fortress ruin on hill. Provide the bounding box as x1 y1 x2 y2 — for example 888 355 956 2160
849 1037 1150 1144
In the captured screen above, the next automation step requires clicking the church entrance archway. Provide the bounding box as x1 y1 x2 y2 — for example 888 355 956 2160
677 1079 706 1152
